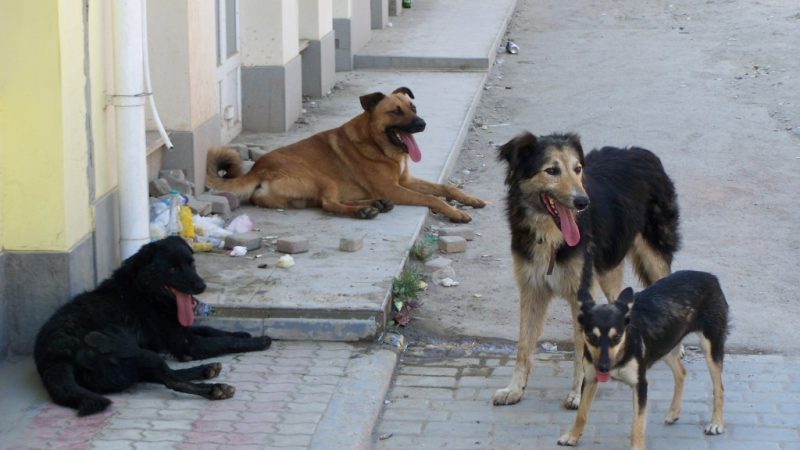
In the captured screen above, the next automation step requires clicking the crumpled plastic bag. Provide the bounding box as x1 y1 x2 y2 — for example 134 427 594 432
225 214 254 234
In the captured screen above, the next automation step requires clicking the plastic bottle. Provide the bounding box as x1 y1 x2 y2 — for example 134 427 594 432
167 189 182 236
402 0 412 8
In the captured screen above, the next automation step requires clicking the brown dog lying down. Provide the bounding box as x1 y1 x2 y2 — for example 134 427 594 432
206 87 486 222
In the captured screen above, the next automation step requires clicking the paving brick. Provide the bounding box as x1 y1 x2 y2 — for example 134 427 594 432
185 195 213 216
339 234 364 252
249 146 268 160
224 232 263 250
196 194 231 216
438 226 475 241
393 375 457 388
149 178 172 197
437 235 467 253
277 235 309 254
423 257 452 273
228 144 251 161
242 159 256 173
398 366 459 376
210 191 241 210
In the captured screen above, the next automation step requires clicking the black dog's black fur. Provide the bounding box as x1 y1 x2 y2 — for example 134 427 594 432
34 237 271 416
502 133 681 286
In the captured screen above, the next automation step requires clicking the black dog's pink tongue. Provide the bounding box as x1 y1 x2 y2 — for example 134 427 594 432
170 288 195 327
555 202 580 247
400 132 422 162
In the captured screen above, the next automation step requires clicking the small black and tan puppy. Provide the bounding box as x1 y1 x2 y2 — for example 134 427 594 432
34 236 271 416
558 270 728 450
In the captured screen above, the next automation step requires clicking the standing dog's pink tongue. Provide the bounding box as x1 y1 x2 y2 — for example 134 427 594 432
596 371 611 383
170 288 195 327
400 132 422 162
555 203 580 246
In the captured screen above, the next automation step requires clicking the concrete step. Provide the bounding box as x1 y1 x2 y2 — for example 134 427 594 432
354 0 516 71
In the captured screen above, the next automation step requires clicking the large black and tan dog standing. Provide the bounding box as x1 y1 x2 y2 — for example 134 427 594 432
34 237 272 416
207 87 486 222
492 132 680 409
559 271 728 449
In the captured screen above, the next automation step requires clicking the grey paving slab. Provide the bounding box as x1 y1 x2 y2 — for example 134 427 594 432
195 71 486 340
374 349 800 450
355 0 517 70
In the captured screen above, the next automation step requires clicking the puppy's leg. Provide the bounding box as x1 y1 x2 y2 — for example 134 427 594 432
662 345 686 424
630 378 649 450
564 301 585 409
401 176 487 209
700 334 725 435
493 257 552 405
558 364 599 446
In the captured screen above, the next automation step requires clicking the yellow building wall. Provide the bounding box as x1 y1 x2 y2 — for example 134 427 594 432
0 0 93 251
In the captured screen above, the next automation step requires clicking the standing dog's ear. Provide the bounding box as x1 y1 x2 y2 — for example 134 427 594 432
564 132 585 165
360 92 386 112
497 131 537 167
392 87 415 99
615 287 635 324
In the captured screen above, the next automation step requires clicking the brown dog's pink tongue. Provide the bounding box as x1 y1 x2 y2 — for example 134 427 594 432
400 132 422 162
555 203 580 246
171 289 195 327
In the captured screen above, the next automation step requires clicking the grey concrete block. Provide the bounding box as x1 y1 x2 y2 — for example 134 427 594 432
339 235 364 252
225 232 263 251
424 257 452 273
438 226 475 241
248 146 267 160
301 31 336 98
185 195 213 216
148 178 171 197
210 191 241 210
229 143 251 161
159 169 185 181
277 236 309 254
196 194 231 216
241 160 256 173
438 236 467 253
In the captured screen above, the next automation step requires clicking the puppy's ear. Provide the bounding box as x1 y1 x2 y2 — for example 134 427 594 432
360 92 386 112
497 131 537 166
577 288 595 328
392 86 415 99
615 287 635 323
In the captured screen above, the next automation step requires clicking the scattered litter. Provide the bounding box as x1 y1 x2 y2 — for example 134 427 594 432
252 254 263 259
257 263 269 269
379 433 393 441
505 40 519 54
191 242 214 252
276 254 295 268
384 399 391 405
440 277 460 287
228 246 247 257
541 342 558 353
473 293 483 299
193 299 212 317
462 169 471 176
418 281 429 290
225 214 254 233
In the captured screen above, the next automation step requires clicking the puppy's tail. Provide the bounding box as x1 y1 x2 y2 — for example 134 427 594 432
205 146 261 201
40 363 111 416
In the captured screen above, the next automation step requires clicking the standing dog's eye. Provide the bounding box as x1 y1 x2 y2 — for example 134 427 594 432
574 166 583 174
544 167 560 176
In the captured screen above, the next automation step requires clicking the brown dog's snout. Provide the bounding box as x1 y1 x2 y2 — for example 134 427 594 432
409 117 426 133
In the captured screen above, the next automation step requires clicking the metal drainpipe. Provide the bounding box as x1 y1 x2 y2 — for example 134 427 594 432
112 0 149 259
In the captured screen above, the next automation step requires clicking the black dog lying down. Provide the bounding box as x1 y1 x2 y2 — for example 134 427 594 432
34 237 271 416
559 270 729 450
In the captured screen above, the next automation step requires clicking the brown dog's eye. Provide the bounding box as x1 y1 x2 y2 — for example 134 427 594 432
391 106 404 116
411 104 417 113
544 167 560 176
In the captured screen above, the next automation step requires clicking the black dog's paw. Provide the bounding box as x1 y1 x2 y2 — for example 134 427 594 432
373 198 394 213
358 207 379 219
255 335 272 350
204 363 223 379
210 383 236 400
230 331 252 338
77 395 112 416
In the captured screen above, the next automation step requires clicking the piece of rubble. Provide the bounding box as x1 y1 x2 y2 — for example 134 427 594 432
277 236 309 254
438 226 475 241
228 143 250 161
197 194 231 216
185 195 213 216
225 232 262 251
249 147 268 160
149 178 171 197
211 191 240 210
339 235 364 252
276 254 295 268
438 236 467 253
440 277 459 287
424 257 452 273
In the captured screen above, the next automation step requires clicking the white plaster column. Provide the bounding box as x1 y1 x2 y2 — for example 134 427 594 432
333 0 372 71
299 0 335 97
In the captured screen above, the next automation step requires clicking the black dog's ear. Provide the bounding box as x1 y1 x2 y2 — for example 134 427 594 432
497 131 537 166
360 92 386 111
392 86 415 99
122 241 157 271
615 287 635 323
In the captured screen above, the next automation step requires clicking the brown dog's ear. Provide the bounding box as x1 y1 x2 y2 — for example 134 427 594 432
497 131 537 166
360 92 386 111
392 86 415 99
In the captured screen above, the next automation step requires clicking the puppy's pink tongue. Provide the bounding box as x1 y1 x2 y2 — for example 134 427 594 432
596 371 611 383
400 132 422 162
555 203 580 247
171 288 195 327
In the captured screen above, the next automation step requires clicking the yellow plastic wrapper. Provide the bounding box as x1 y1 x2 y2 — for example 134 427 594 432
191 242 213 252
178 206 195 239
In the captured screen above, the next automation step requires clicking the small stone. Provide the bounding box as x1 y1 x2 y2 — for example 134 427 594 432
339 235 364 252
149 178 171 197
424 257 452 273
277 236 309 254
440 277 459 287
438 226 475 241
224 232 262 251
438 236 467 253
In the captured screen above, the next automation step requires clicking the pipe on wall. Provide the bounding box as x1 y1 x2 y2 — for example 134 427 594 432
112 0 150 259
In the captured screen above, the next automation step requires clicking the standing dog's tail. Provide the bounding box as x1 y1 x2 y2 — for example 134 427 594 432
206 146 261 201
39 363 111 416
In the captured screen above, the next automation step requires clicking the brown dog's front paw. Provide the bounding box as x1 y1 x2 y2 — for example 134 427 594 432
466 197 487 209
447 210 472 223
204 363 222 379
373 198 394 213
358 207 380 219
210 383 236 400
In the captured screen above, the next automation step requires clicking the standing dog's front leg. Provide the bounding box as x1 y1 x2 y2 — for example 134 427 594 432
493 257 553 405
558 363 599 446
401 176 487 209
